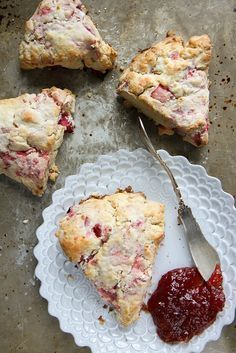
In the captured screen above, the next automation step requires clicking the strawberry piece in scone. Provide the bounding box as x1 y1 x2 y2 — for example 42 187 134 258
56 187 165 326
19 0 117 72
0 87 75 196
117 32 212 147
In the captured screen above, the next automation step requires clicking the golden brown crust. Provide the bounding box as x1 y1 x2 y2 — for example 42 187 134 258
59 230 93 263
186 34 211 65
79 186 141 204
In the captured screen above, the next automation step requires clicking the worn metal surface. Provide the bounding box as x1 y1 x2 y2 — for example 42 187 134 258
0 0 235 352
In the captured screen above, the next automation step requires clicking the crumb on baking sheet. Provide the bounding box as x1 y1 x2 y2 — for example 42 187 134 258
23 219 29 224
103 304 108 309
67 274 75 280
98 315 106 325
49 164 59 182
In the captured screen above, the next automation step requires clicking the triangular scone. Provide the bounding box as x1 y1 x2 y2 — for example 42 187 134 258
19 0 117 72
0 87 75 196
56 188 165 326
118 32 212 146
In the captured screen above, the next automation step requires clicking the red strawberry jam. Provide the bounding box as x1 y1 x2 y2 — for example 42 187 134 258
148 265 225 343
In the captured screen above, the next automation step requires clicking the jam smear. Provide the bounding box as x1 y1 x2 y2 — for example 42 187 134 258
147 265 225 343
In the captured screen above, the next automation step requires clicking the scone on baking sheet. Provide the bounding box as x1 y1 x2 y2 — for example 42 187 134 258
117 32 212 147
56 187 165 326
0 87 75 196
19 0 117 72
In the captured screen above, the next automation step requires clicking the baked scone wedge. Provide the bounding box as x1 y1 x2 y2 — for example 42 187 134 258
118 32 212 146
0 87 75 196
19 0 117 72
56 187 165 326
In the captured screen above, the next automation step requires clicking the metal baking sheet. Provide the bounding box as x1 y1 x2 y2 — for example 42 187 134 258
0 0 235 352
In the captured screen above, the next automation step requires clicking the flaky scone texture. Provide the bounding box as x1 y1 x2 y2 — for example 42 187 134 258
0 87 75 196
19 0 117 72
56 187 165 326
118 32 212 147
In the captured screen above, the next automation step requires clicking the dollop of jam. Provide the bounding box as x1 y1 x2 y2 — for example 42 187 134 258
147 265 225 343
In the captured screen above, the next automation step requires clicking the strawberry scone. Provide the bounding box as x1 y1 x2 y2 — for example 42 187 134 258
56 187 165 326
0 87 75 196
19 0 117 72
118 32 212 146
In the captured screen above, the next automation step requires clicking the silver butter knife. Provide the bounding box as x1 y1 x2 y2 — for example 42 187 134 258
138 116 220 281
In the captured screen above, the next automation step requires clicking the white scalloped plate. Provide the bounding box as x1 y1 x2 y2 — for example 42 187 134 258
34 149 236 353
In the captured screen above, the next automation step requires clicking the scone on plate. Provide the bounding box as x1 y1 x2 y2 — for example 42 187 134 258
56 187 165 326
0 87 75 196
117 32 212 147
19 0 117 72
